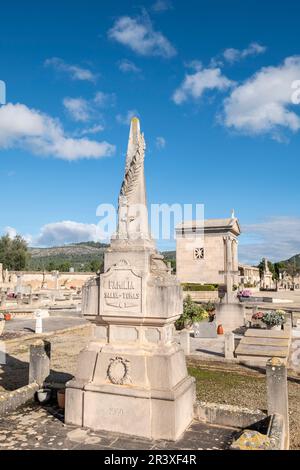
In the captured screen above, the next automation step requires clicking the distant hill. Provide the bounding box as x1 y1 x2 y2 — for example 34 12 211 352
26 242 176 272
281 254 300 270
28 241 108 271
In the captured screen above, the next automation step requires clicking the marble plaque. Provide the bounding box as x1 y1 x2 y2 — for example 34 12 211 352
101 264 142 314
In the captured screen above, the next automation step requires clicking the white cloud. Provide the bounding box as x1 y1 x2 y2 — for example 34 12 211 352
4 220 110 247
239 216 300 265
108 16 176 58
4 226 32 244
35 221 102 246
152 0 173 12
63 92 115 122
156 136 166 149
116 109 139 125
0 102 115 161
223 42 266 64
94 91 115 107
118 59 141 74
173 67 233 104
223 56 300 136
63 97 91 122
4 226 17 239
44 57 97 82
78 124 104 136
184 60 202 71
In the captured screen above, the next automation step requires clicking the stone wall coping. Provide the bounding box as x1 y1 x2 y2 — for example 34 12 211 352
2 322 91 346
194 400 267 429
0 383 39 417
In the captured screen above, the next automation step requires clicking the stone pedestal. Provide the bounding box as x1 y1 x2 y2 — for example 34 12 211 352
66 257 195 440
266 357 289 448
29 340 51 386
216 302 245 333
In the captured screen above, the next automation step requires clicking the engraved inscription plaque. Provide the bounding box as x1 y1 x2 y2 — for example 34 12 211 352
101 265 142 314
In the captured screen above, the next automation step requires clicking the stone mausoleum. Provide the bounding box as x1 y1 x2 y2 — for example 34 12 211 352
176 216 241 287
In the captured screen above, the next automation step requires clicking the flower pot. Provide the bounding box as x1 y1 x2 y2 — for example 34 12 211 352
37 388 51 404
57 389 65 409
217 324 224 335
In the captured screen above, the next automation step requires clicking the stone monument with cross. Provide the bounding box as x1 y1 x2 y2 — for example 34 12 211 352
219 230 240 304
216 211 245 331
65 117 195 440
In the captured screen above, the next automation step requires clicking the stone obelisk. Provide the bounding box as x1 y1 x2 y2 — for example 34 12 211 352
65 117 195 440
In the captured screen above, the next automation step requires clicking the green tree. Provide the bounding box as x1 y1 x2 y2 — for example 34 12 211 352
274 262 287 280
258 259 276 280
0 234 30 270
58 262 71 272
46 261 57 271
89 259 102 273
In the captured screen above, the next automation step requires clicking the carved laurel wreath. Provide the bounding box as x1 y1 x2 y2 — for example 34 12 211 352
107 357 131 385
120 136 145 201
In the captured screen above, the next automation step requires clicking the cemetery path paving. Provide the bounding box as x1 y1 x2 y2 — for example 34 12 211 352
0 403 237 450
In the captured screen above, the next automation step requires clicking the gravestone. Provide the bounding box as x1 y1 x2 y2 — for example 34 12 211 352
65 117 195 440
194 321 217 338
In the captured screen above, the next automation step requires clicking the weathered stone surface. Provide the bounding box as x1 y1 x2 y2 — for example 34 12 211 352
266 358 289 448
29 340 51 386
0 383 39 416
195 401 266 429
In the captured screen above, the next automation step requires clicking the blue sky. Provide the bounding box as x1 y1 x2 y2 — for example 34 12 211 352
0 0 300 264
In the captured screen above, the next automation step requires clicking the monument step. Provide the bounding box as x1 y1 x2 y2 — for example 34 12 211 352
245 328 291 339
235 343 288 358
242 337 289 347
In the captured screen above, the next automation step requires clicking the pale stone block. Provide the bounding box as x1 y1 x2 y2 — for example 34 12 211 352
145 328 161 344
29 340 50 386
65 388 84 427
225 332 235 359
83 391 151 438
110 325 138 343
216 302 245 332
266 357 289 448
180 329 190 354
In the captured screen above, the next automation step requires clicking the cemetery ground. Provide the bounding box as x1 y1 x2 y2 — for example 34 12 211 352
0 322 300 450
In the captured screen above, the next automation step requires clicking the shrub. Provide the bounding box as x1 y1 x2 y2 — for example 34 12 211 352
261 310 286 327
182 283 218 292
175 295 209 330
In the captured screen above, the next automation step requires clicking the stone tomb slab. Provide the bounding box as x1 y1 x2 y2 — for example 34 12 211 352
245 329 291 339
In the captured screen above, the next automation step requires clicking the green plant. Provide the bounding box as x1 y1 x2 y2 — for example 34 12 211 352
261 310 286 327
206 301 216 312
175 295 209 330
182 283 218 292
